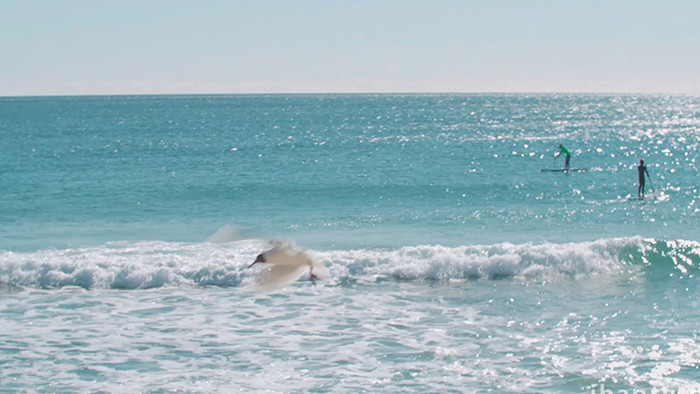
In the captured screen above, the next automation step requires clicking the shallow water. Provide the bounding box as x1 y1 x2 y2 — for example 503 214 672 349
2 274 699 392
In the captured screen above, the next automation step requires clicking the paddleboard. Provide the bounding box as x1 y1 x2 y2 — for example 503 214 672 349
643 191 669 201
540 168 589 173
626 192 668 202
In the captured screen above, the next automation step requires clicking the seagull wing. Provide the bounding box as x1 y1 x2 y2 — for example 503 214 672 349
256 264 308 289
309 258 330 280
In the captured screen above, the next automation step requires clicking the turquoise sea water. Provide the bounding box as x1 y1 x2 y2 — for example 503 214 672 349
1 94 699 392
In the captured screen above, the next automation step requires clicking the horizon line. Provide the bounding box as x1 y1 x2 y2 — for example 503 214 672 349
2 91 698 99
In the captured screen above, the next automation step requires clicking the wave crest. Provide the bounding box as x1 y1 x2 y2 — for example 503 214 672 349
1 237 697 289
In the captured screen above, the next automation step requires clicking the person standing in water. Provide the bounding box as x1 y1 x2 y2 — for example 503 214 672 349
555 144 571 170
638 159 650 198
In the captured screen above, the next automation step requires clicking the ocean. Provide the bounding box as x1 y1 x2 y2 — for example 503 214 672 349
1 94 698 392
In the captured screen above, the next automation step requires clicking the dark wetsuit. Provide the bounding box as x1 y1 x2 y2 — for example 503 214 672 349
638 164 649 197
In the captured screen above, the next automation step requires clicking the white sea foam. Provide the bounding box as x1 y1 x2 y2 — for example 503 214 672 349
3 236 696 290
318 237 642 283
0 239 266 289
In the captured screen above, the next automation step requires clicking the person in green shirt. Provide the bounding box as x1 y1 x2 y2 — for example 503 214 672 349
555 144 571 170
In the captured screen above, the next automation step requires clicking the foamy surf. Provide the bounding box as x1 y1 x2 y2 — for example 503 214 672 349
1 237 696 290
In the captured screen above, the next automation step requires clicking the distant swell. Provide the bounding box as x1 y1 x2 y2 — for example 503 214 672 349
1 237 698 289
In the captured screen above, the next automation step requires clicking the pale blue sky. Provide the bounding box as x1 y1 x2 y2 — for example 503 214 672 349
2 0 699 95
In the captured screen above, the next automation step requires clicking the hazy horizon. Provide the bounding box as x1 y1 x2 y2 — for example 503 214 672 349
2 1 699 96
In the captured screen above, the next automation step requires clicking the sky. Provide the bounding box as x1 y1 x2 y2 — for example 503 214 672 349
1 0 700 96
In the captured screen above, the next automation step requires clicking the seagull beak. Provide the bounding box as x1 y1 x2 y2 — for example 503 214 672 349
248 253 265 268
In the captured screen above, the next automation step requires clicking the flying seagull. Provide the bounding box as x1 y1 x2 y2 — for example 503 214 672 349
248 241 328 288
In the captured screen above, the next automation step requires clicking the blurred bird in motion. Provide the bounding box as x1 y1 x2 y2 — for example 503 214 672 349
248 241 328 288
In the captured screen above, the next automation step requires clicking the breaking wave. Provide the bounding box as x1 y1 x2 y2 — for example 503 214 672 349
0 237 697 290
